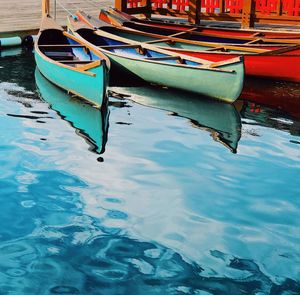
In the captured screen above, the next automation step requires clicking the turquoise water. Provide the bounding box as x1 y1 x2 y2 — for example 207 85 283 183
0 50 300 294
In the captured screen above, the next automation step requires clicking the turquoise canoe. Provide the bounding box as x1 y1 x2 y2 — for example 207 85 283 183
35 16 110 108
110 86 241 152
68 17 244 103
35 68 109 154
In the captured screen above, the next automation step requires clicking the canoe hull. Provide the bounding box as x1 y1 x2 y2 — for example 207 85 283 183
104 8 300 40
105 52 244 103
168 49 300 83
78 12 299 83
35 50 107 107
101 9 300 45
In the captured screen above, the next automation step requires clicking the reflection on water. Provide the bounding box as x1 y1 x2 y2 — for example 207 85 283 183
239 100 300 138
35 69 109 154
240 77 300 119
238 77 300 141
0 47 23 58
2 235 299 294
0 50 300 294
110 86 242 153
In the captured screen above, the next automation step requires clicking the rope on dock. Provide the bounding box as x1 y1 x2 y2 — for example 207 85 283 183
55 0 76 17
53 0 100 19
65 0 81 10
84 0 101 8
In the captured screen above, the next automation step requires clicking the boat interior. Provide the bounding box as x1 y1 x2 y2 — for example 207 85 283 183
38 29 100 67
76 28 201 66
111 21 252 44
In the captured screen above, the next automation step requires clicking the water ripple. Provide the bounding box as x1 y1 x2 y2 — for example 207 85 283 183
0 50 300 294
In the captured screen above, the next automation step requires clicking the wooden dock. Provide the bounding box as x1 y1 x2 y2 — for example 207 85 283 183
0 0 113 36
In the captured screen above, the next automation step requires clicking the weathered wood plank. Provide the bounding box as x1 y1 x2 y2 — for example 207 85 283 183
0 0 113 35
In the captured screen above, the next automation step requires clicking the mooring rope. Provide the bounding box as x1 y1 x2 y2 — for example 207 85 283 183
55 0 76 17
51 0 101 20
85 0 101 8
65 0 81 10
83 0 100 9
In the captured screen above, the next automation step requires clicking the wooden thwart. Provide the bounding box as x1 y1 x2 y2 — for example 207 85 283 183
98 44 141 49
146 56 181 60
258 44 300 55
59 60 95 63
244 38 263 44
144 38 173 44
168 28 197 38
39 44 86 47
206 46 227 52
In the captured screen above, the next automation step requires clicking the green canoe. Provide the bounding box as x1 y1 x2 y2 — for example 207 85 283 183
68 16 244 103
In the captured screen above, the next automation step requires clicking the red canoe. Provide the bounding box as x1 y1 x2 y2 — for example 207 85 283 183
104 8 300 40
80 11 300 83
169 46 300 83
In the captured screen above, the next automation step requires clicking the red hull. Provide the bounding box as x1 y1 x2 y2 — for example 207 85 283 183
107 8 300 40
138 22 300 39
169 49 300 82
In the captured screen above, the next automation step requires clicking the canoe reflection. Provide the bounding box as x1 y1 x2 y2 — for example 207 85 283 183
110 86 242 153
238 78 300 137
240 77 300 119
35 68 109 154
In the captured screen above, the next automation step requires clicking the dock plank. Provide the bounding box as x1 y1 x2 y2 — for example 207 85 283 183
0 0 113 35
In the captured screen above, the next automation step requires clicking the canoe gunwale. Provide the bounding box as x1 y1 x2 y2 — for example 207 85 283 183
68 15 244 103
35 44 97 77
108 7 300 37
62 30 111 70
35 17 108 108
98 46 243 74
35 17 111 76
102 9 300 45
79 11 296 53
91 28 243 70
35 29 103 77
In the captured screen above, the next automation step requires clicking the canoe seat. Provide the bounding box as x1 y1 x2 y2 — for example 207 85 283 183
39 44 85 48
98 44 141 50
206 46 228 52
146 56 179 60
59 60 95 64
146 56 184 63
44 51 74 60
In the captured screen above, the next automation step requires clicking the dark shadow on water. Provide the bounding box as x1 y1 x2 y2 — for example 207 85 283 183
0 48 36 91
